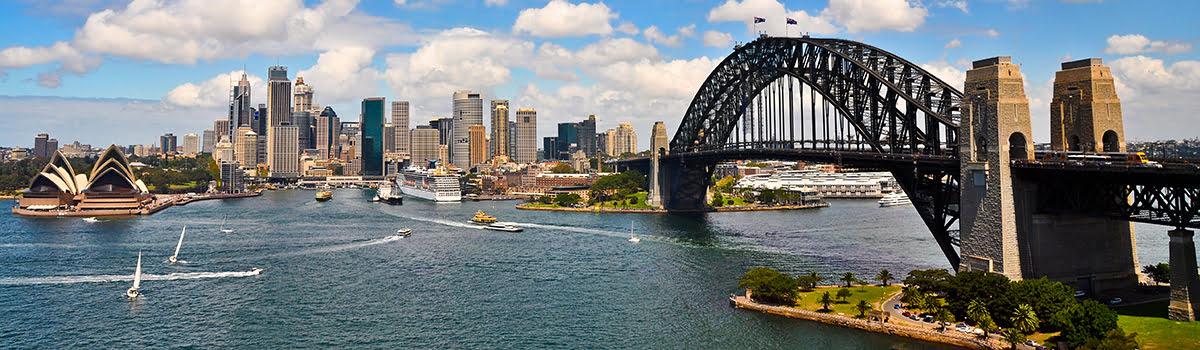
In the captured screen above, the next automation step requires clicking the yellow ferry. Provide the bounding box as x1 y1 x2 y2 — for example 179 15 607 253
469 210 497 224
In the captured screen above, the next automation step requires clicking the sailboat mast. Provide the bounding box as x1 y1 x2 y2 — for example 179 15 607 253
172 226 186 259
133 252 142 289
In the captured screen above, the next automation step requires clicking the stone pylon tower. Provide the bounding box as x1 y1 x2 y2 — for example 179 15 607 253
647 121 668 207
1050 58 1125 152
958 57 1033 279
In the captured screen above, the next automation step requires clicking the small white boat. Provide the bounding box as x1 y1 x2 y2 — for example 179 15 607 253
249 267 263 275
878 192 912 207
220 215 233 233
395 228 412 237
484 223 523 232
126 251 143 300
82 217 100 223
168 226 185 264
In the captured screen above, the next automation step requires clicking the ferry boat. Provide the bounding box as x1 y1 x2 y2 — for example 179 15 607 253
483 223 523 232
395 228 412 237
878 192 912 207
315 190 333 202
373 181 404 204
398 163 461 202
469 211 498 224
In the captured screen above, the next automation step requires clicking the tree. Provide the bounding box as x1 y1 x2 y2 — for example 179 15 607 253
935 308 955 331
944 270 1011 322
995 277 1075 332
903 269 953 294
836 288 852 302
819 292 833 311
737 267 800 305
967 299 995 337
1002 329 1026 350
875 269 894 286
1011 304 1039 335
855 300 872 318
554 193 582 207
710 192 724 207
796 275 818 290
900 286 924 309
1081 329 1140 350
808 272 822 286
537 195 554 204
977 316 997 338
550 162 574 173
840 272 857 287
1141 263 1170 286
1049 299 1120 348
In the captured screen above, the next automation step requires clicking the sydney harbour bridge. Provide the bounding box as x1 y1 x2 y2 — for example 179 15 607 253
618 35 1200 321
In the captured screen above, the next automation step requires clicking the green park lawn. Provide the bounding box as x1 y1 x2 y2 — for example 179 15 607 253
594 192 654 209
792 285 901 316
1114 300 1200 349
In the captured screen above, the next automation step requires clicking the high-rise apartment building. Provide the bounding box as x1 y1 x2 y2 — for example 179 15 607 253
202 129 216 153
269 124 299 178
214 119 232 145
410 125 439 165
515 108 537 163
491 101 510 159
360 98 385 176
230 72 252 132
451 91 483 168
293 76 313 112
468 125 486 167
33 133 49 159
383 124 396 152
183 133 200 155
610 122 637 155
391 101 410 155
220 161 244 193
234 127 257 167
214 135 234 163
160 133 177 155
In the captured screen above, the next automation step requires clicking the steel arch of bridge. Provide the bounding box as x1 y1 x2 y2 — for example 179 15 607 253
671 36 963 155
665 36 967 268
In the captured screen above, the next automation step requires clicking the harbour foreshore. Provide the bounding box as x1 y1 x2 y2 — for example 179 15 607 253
729 294 1001 350
11 191 261 217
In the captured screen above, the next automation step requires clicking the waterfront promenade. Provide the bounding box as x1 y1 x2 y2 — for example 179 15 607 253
10 191 260 217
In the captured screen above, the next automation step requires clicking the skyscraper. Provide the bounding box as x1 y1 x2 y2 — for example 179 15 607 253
183 133 200 155
269 124 299 178
556 123 578 160
235 127 257 166
614 122 637 155
410 125 439 165
252 104 267 135
292 111 314 151
214 119 232 144
293 76 313 112
231 72 252 131
490 100 510 159
515 108 537 163
46 138 58 157
214 135 234 163
543 136 557 161
316 106 339 160
430 117 453 146
360 97 385 176
578 115 597 156
160 133 177 155
451 91 483 168
202 129 216 153
391 101 410 156
508 121 517 161
33 133 48 159
255 103 268 165
468 125 486 167
266 66 292 173
383 124 396 152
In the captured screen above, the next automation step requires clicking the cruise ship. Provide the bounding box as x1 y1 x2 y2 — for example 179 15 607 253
398 165 461 202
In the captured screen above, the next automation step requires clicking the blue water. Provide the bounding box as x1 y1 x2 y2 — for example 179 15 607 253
0 190 1173 348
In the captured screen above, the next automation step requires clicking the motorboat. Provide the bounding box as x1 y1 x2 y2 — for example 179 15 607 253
469 211 498 225
167 226 186 264
250 268 264 275
82 217 100 223
395 228 412 237
126 251 143 300
315 190 333 202
483 223 523 232
878 192 912 207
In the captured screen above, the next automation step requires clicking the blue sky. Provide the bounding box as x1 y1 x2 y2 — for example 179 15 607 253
1 0 1197 148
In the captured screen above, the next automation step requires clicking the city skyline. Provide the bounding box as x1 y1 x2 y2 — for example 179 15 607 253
0 1 1197 147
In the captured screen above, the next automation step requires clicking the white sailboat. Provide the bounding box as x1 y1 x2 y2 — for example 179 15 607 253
220 215 233 233
168 226 186 264
126 251 142 300
628 221 640 243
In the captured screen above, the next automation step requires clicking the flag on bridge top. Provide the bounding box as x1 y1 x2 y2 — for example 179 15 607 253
753 17 766 23
786 18 798 25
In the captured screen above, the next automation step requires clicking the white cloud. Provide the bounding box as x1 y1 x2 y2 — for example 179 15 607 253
703 31 734 48
0 41 101 87
165 70 266 108
983 29 1000 38
512 0 617 38
824 0 927 33
484 0 507 6
643 25 695 47
937 0 968 13
1105 34 1194 55
616 22 639 35
919 60 965 91
0 96 222 146
944 39 962 49
708 0 838 37
296 46 382 104
1109 56 1200 139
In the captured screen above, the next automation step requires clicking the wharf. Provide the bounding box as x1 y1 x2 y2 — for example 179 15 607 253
11 191 261 217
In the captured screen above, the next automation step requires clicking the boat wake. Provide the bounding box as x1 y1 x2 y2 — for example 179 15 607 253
0 270 263 286
270 235 403 258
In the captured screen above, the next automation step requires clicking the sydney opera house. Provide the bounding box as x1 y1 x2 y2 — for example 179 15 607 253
15 145 154 215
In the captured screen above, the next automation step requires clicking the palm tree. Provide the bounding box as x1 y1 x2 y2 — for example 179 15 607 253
1002 329 1026 350
967 299 992 337
808 271 822 286
900 286 921 308
875 269 894 286
855 300 872 318
819 292 833 311
840 272 856 287
1012 303 1039 335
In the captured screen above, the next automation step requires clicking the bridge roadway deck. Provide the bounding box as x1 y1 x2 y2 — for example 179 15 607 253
1011 160 1200 187
615 149 958 171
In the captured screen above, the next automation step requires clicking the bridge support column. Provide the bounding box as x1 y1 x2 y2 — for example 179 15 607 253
1169 229 1200 321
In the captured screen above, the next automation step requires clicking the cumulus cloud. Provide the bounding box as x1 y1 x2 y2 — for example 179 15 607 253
1108 56 1200 139
512 0 617 38
616 22 639 35
920 60 965 91
983 29 1000 38
703 31 734 48
296 46 382 104
0 96 221 146
937 0 968 13
644 25 695 47
708 0 838 37
1105 34 1194 55
484 0 507 6
165 70 266 108
944 39 962 49
824 0 927 33
0 41 101 86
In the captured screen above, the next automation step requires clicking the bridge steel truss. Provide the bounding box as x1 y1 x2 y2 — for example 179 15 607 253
1013 162 1200 229
665 36 968 267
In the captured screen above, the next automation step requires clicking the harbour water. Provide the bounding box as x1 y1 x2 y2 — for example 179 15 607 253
0 190 1174 348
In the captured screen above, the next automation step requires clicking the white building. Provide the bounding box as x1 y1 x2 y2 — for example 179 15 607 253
736 170 899 198
269 125 300 178
182 133 200 155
